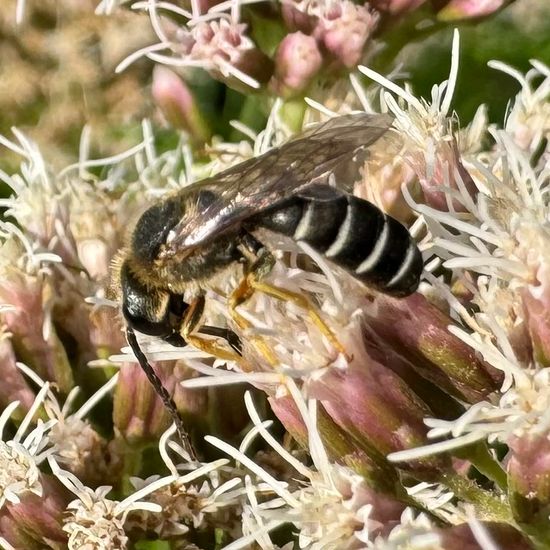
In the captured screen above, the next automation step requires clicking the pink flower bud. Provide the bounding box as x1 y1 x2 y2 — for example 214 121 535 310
407 138 478 212
271 32 323 98
438 522 531 549
370 0 426 14
522 263 550 367
508 433 550 518
437 0 505 21
179 20 274 92
364 294 502 403
269 394 404 492
89 307 126 359
0 271 73 392
0 336 35 414
194 0 224 13
0 475 68 549
268 394 308 445
281 1 318 33
314 2 378 68
309 363 449 473
113 360 208 444
52 283 99 364
152 66 211 143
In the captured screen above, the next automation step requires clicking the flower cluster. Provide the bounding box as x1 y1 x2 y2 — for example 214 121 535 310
114 0 511 134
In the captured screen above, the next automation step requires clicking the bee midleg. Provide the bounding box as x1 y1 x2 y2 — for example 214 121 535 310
228 249 279 366
180 295 242 362
229 242 347 357
250 184 423 296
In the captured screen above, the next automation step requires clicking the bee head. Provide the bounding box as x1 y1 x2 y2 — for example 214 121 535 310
120 260 187 346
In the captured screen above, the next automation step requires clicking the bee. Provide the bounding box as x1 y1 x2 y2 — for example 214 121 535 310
120 113 423 456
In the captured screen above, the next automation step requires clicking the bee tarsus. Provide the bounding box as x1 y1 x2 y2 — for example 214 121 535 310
199 325 243 355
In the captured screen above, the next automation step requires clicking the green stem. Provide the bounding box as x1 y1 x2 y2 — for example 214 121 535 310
454 441 508 492
279 99 307 133
441 471 514 524
120 443 143 496
509 489 550 547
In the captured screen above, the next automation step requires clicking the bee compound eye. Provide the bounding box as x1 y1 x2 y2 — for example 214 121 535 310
121 262 173 338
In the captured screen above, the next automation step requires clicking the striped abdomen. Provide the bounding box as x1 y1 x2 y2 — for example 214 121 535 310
248 185 422 296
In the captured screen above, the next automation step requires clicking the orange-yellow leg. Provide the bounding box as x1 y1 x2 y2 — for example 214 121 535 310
229 276 279 367
229 252 346 359
249 279 346 356
180 296 241 362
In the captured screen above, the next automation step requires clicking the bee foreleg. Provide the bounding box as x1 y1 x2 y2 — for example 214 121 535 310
198 325 243 355
180 296 242 362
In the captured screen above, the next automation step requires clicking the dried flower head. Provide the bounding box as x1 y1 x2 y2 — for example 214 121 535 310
49 456 175 549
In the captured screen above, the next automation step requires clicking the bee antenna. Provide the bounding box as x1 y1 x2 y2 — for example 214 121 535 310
126 327 197 461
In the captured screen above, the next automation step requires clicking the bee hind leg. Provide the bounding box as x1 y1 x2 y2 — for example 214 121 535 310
180 295 242 362
229 247 347 359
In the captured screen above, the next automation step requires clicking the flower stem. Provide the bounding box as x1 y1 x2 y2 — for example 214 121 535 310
440 471 514 524
279 99 307 133
121 443 143 495
454 441 508 492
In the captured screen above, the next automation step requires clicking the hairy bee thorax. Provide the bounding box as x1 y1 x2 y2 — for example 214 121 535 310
126 188 241 293
130 194 186 265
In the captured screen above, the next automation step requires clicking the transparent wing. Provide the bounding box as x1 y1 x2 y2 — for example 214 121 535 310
163 113 393 254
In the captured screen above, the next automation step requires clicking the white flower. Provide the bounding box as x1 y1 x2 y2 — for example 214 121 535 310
117 423 247 538
49 456 175 550
389 347 550 462
117 0 269 89
368 509 442 550
489 59 550 155
405 482 466 525
207 382 393 549
0 536 16 550
352 26 550 463
15 362 119 478
0 383 55 509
